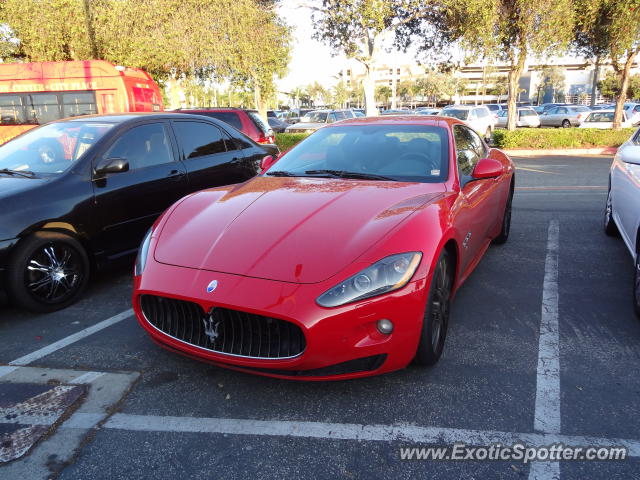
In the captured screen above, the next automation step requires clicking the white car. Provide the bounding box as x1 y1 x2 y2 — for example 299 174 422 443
495 108 540 128
624 103 640 125
605 130 640 316
440 105 495 141
580 110 632 129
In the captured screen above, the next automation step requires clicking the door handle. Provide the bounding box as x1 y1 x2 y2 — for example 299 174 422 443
167 169 186 179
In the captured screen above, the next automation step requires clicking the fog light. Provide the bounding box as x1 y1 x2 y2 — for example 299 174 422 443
377 319 394 335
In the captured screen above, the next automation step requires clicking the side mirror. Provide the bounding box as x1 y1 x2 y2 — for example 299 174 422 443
619 145 640 165
95 157 129 175
472 157 504 179
260 155 277 172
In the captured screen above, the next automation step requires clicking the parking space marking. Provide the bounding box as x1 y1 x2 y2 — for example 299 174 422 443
97 413 640 457
534 219 561 435
8 309 133 366
529 220 561 480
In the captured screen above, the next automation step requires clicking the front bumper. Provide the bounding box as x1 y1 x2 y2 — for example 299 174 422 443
133 260 430 380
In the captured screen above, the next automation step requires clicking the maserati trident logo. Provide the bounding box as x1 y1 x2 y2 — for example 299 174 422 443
206 280 218 293
203 308 222 343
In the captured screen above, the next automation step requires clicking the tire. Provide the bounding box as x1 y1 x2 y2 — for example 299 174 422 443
415 250 452 366
6 231 90 313
561 119 571 128
604 186 618 236
634 251 640 319
493 187 513 244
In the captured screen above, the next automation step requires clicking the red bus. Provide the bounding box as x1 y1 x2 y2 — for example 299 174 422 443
0 60 163 144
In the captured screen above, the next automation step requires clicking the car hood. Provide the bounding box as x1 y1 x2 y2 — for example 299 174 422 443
0 175 49 199
155 176 446 283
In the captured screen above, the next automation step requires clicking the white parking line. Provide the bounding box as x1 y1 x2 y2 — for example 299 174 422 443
529 220 561 480
9 309 133 366
99 413 640 457
0 365 18 378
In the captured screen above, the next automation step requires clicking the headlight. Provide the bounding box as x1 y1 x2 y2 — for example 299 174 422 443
134 228 152 276
316 252 422 307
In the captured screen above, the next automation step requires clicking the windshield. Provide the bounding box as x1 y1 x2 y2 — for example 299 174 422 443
301 112 328 123
441 109 469 121
266 124 449 183
585 112 615 122
0 122 113 175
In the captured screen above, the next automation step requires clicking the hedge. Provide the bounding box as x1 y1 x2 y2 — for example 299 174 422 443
492 128 636 149
275 132 310 152
277 128 637 152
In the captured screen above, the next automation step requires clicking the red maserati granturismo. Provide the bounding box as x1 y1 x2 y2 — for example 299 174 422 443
133 116 514 380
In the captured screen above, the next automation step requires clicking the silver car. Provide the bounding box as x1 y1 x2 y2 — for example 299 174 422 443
495 108 540 128
539 105 591 128
284 109 355 133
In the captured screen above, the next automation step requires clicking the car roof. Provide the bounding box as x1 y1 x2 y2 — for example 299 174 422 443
63 112 233 124
324 115 460 128
175 107 258 113
442 105 487 110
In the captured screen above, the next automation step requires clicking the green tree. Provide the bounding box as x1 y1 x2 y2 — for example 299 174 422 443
375 85 392 106
396 79 414 107
575 0 640 128
599 71 640 100
332 81 350 108
309 0 424 116
307 81 329 106
410 0 574 130
414 72 457 104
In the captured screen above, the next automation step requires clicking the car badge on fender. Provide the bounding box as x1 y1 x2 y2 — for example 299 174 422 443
206 280 218 293
203 308 221 343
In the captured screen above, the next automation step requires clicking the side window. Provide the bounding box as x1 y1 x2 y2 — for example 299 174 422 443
547 107 558 115
327 113 338 123
453 125 482 178
30 93 62 124
173 121 227 159
334 111 346 121
103 123 173 170
468 110 478 120
558 107 568 114
206 112 243 131
62 92 97 118
0 95 27 125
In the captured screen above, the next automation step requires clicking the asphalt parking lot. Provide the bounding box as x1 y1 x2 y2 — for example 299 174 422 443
1 155 640 480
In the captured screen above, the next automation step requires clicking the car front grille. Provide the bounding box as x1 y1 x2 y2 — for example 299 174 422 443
140 294 306 359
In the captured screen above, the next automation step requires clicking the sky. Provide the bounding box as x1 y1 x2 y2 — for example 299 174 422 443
275 2 415 93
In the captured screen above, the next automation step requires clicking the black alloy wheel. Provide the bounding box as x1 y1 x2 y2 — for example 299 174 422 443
415 250 452 366
6 232 90 312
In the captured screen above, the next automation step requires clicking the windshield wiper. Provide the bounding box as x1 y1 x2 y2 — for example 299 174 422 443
264 170 299 177
0 168 36 178
304 169 395 181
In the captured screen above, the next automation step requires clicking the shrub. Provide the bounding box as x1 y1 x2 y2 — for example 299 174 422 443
492 128 636 150
275 133 310 152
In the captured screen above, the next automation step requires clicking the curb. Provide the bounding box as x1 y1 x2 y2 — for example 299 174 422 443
503 147 618 156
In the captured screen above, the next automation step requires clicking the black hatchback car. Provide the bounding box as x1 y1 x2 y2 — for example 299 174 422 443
0 113 273 312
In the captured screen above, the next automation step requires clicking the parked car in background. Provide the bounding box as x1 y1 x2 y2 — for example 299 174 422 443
624 103 640 125
579 110 632 129
604 129 640 317
0 113 267 312
590 104 616 111
414 108 441 115
533 103 570 115
495 108 540 128
283 109 314 125
353 110 365 117
539 105 591 128
267 116 289 133
173 107 278 157
284 109 355 133
133 115 514 380
485 104 507 119
440 105 495 141
380 109 412 116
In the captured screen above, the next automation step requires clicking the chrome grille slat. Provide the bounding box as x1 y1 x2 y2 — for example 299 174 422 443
140 295 305 359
